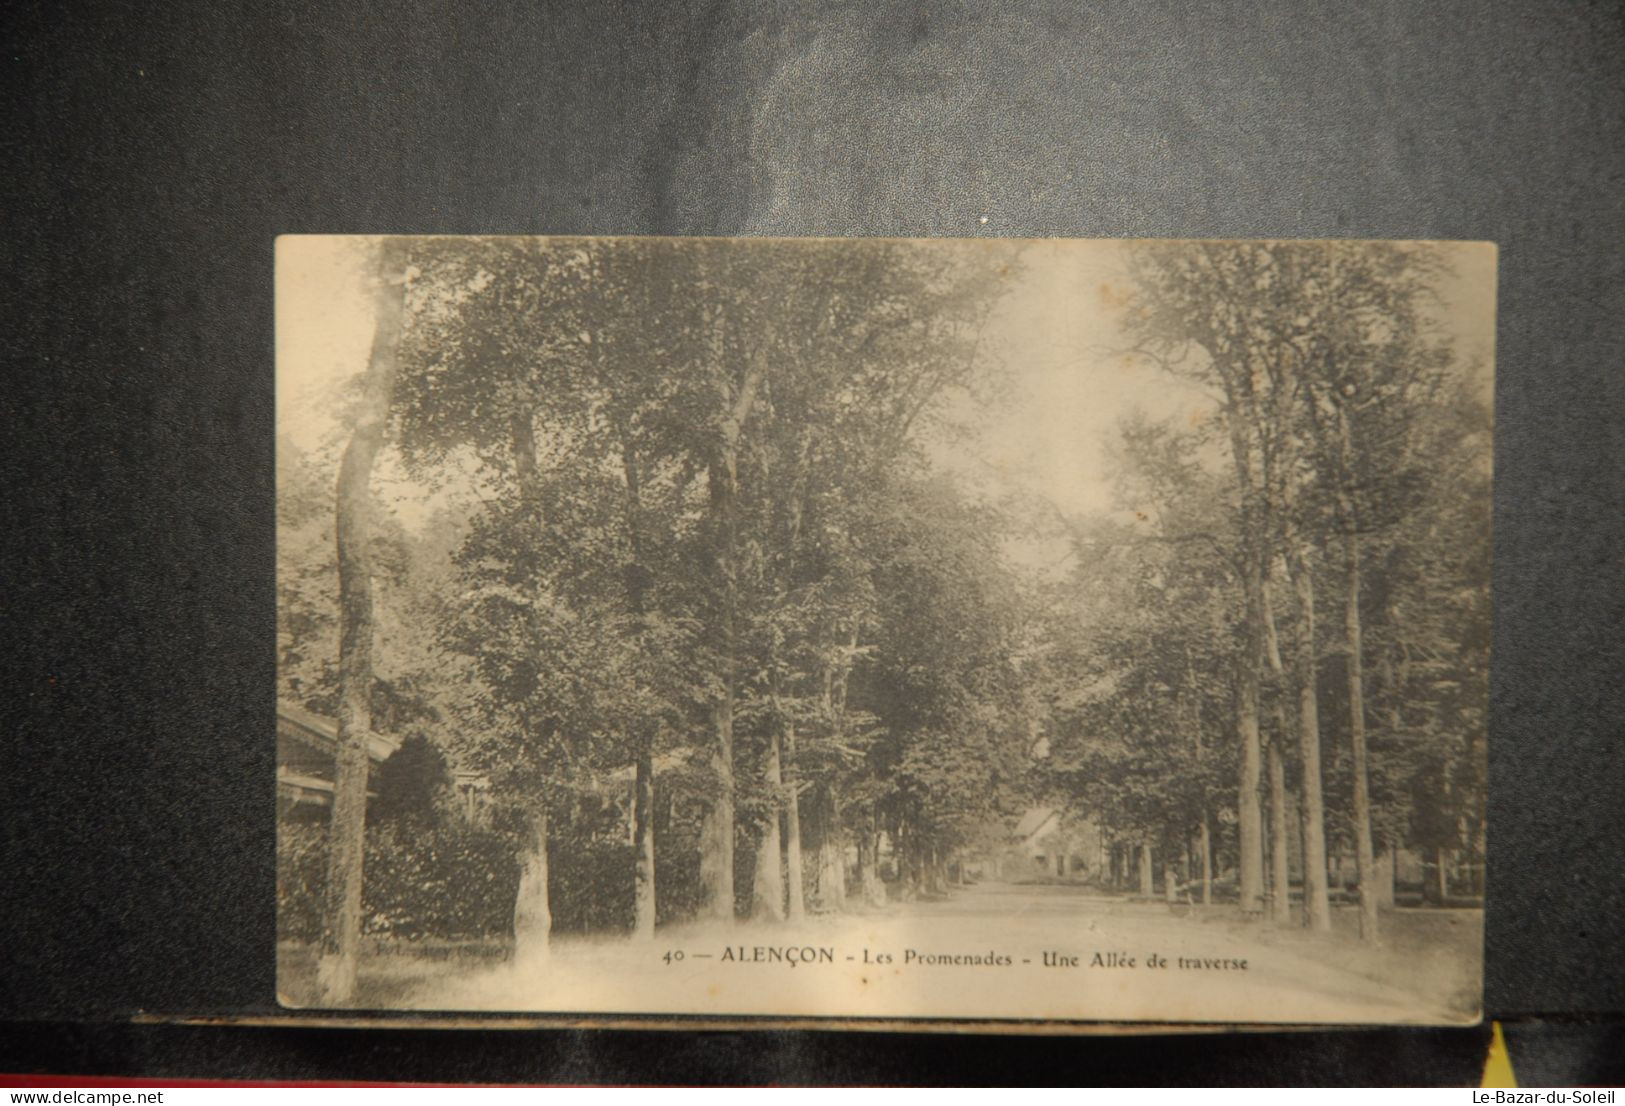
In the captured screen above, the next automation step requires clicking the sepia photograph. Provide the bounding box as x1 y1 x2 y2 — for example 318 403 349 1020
275 236 1493 1026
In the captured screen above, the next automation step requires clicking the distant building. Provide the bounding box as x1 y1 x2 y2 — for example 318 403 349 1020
1008 806 1102 879
451 768 491 823
276 701 400 821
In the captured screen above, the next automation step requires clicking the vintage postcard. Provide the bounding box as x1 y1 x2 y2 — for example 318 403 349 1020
276 236 1493 1026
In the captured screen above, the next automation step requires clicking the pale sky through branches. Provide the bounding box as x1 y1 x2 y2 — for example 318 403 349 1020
275 236 1495 550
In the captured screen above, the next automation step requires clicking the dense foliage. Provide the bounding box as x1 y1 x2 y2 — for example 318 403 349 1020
278 238 1488 963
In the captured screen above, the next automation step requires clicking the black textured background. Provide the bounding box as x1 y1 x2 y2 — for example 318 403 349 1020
3 0 1623 1085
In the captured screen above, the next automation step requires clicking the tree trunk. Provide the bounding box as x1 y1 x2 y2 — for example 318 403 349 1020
1296 794 1307 919
813 645 853 913
856 830 874 905
859 816 886 907
1267 739 1291 924
620 439 657 941
700 711 736 921
513 805 552 965
1236 655 1266 915
871 825 884 902
1344 527 1379 943
1261 565 1300 928
751 731 786 922
1287 551 1333 932
507 402 559 957
1473 810 1488 898
815 783 847 912
632 751 656 940
1216 375 1270 921
699 348 762 924
1139 843 1154 898
1163 855 1178 904
1325 400 1379 943
1199 815 1213 905
700 458 736 921
784 727 806 922
317 237 408 1007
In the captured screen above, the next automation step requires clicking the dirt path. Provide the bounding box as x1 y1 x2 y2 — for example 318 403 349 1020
399 881 1476 1024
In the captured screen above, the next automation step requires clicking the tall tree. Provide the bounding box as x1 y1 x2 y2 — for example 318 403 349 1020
317 236 410 1005
1124 244 1288 916
1284 242 1457 941
1280 548 1333 931
676 239 1015 921
1124 243 1363 923
394 237 590 959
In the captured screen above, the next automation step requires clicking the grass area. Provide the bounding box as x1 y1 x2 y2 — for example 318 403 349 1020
277 939 511 1009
